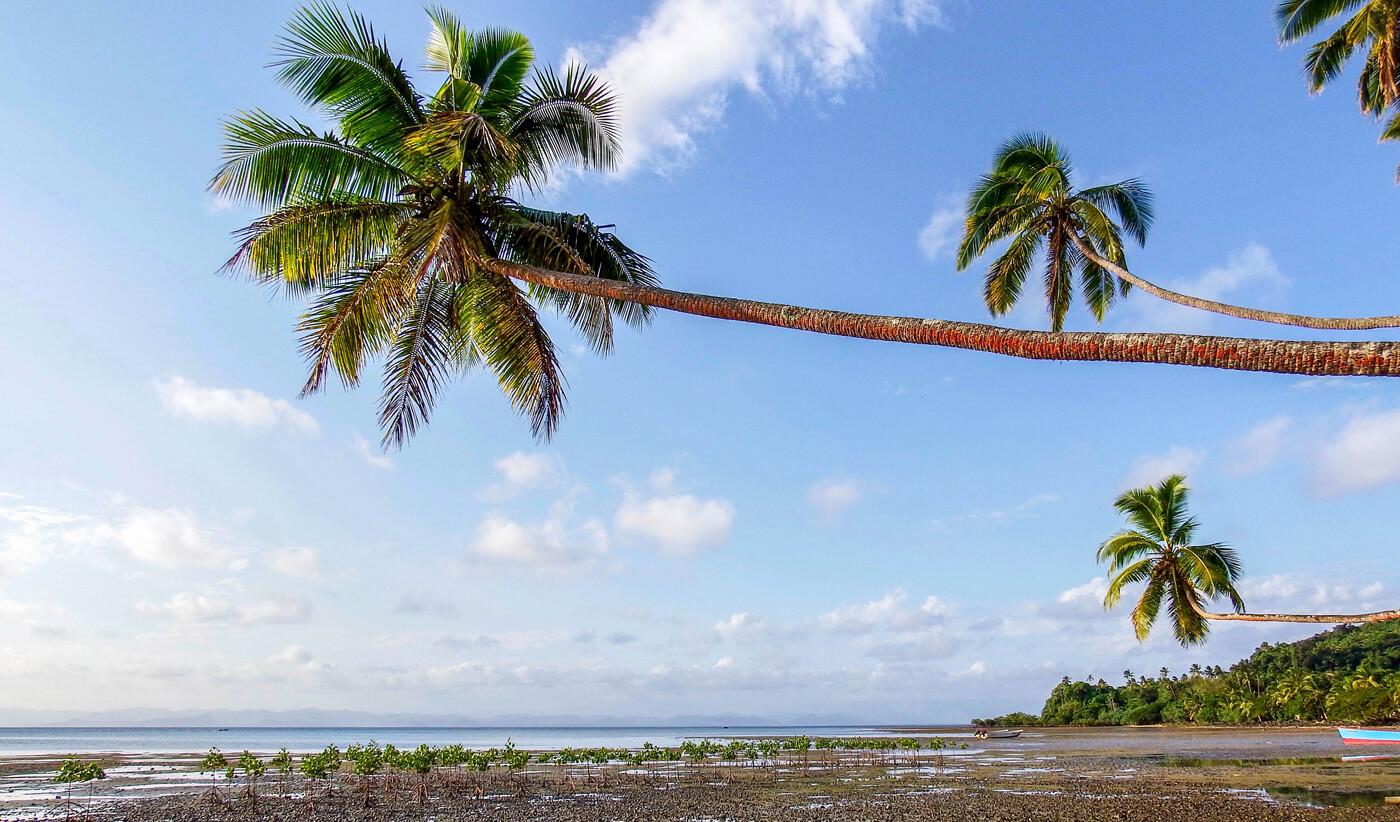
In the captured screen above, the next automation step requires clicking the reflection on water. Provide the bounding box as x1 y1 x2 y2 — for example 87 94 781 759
1162 755 1337 767
1264 786 1392 807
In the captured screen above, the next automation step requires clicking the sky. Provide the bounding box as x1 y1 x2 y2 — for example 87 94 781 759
1 0 1399 724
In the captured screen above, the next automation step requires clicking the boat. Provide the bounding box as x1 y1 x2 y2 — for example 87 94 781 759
1337 727 1400 746
974 729 1022 739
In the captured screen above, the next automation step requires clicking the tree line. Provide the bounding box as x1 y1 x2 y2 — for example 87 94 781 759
976 621 1400 727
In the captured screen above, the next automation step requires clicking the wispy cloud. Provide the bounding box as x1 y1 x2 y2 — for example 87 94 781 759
154 376 318 434
352 435 395 470
571 0 943 175
1312 407 1400 496
917 196 962 261
1124 445 1204 488
1126 243 1287 332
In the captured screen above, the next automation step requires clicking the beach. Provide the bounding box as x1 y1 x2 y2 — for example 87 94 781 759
1 727 1395 820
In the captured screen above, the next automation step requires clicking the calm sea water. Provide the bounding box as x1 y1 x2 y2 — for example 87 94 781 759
0 725 955 756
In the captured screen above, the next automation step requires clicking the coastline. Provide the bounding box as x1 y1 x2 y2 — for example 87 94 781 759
1 727 1394 820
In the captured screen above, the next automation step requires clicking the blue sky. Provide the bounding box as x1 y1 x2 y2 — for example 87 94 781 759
1 0 1398 722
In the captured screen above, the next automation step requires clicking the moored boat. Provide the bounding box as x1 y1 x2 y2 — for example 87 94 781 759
1337 727 1400 746
975 729 1023 739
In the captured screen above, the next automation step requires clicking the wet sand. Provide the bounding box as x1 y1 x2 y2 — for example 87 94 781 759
1 728 1394 820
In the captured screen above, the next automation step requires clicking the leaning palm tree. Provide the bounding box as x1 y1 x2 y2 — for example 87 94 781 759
1276 0 1400 117
213 3 657 446
217 7 1400 448
1099 475 1399 648
958 134 1400 331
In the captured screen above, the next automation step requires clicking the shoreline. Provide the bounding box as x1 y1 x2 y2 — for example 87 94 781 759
1 727 1395 820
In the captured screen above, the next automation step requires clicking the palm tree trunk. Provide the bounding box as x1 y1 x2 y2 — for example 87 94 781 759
1189 600 1400 624
1070 234 1400 330
483 259 1400 377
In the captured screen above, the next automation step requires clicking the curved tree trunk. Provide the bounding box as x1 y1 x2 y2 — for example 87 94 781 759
483 259 1400 377
1189 600 1400 625
1069 234 1400 330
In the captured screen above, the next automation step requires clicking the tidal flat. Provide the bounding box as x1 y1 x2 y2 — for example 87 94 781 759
1 727 1395 821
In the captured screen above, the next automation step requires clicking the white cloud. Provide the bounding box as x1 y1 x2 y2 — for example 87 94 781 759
573 0 943 174
1224 416 1292 477
1241 574 1387 613
154 376 318 434
352 435 394 470
816 589 949 634
393 594 460 618
714 611 768 639
480 452 563 500
950 660 986 678
807 477 863 520
1312 408 1400 496
267 546 320 579
917 198 962 261
136 592 310 626
615 492 734 555
1124 446 1204 489
110 508 232 570
467 513 609 570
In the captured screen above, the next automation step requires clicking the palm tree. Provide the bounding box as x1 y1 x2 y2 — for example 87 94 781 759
1276 0 1400 117
958 134 1400 331
955 132 1152 332
214 3 657 447
218 8 1400 448
1099 475 1399 647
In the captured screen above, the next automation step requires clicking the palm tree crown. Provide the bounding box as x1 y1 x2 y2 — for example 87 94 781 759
956 133 1153 332
212 3 658 447
1276 0 1400 115
1097 475 1245 646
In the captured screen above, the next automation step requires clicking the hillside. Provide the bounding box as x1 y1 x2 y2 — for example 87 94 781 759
975 621 1400 727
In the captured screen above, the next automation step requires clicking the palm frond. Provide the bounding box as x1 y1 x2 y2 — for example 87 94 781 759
378 276 463 448
275 1 424 154
297 250 419 394
1104 557 1153 609
212 110 412 208
983 230 1042 316
510 64 621 186
466 270 567 439
1076 180 1153 246
223 198 407 290
1276 0 1368 43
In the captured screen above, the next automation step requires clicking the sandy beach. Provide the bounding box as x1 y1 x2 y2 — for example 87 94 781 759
1 728 1395 821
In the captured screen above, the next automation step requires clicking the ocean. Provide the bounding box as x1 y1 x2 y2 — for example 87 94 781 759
0 725 962 756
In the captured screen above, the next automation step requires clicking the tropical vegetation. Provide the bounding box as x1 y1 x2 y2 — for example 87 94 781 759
214 3 656 447
956 132 1151 332
977 620 1400 726
1276 0 1400 177
1097 475 1399 644
217 5 1400 452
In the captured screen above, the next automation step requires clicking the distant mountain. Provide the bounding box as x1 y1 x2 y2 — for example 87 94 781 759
0 707 867 728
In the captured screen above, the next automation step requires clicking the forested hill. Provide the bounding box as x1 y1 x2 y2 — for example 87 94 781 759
975 621 1400 727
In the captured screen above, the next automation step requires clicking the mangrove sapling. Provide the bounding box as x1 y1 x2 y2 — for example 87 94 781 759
54 757 105 822
298 745 341 813
269 748 293 798
399 743 435 803
199 747 228 806
345 741 383 807
237 750 265 807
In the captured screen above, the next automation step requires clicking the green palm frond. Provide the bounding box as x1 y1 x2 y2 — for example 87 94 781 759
1104 557 1153 609
216 5 642 446
1276 0 1369 43
275 1 424 154
378 277 465 448
297 251 419 394
958 134 1151 327
467 270 566 440
1131 575 1167 641
983 231 1042 316
213 110 411 207
510 64 621 188
223 198 407 290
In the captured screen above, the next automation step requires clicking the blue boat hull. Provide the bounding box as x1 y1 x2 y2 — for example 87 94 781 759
1338 727 1400 746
